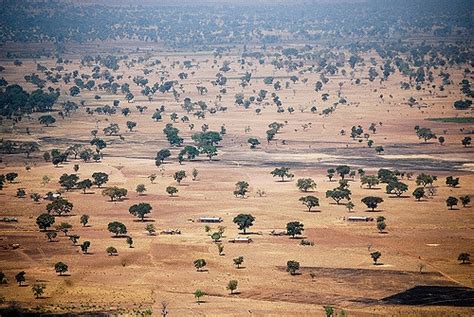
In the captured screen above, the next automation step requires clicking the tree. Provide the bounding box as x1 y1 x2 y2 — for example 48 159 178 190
46 197 73 215
108 221 127 236
211 232 221 243
136 184 147 195
77 179 93 194
46 231 57 242
59 173 79 191
412 187 425 201
32 283 46 298
361 196 384 211
148 174 157 184
194 289 205 304
286 221 304 238
446 196 458 210
201 144 218 161
377 217 386 233
129 203 152 221
460 195 471 207
445 176 460 188
327 168 335 181
56 222 72 236
248 138 260 149
386 181 408 197
361 176 379 189
102 186 128 201
155 149 171 165
286 260 300 275
375 146 384 155
174 170 187 184
54 262 68 275
336 165 350 180
227 280 238 294
271 167 293 182
194 259 207 271
92 172 109 188
461 136 471 147
326 188 351 204
81 241 91 254
233 256 244 268
323 306 335 317
346 201 355 212
166 186 178 197
233 181 249 198
296 178 316 192
126 121 137 132
69 235 80 245
126 236 134 248
299 196 319 212
145 223 156 235
217 243 224 256
370 251 381 265
36 213 55 231
15 271 26 286
458 253 470 264
38 115 56 127
192 168 199 181
77 215 88 229
30 192 41 202
233 214 255 234
5 172 18 183
416 127 436 142
106 246 118 256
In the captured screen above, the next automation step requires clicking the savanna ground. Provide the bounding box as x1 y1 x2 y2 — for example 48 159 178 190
0 41 473 316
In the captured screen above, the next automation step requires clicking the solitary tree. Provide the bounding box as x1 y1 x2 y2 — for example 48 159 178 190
233 214 255 234
458 253 470 264
77 179 93 194
271 167 293 182
80 214 90 226
56 222 72 236
38 115 56 127
227 280 238 294
15 271 26 286
54 262 68 276
286 221 304 238
129 203 152 221
446 196 459 210
299 196 320 212
126 236 134 248
194 289 206 304
106 246 118 256
166 186 178 197
108 221 127 236
194 259 207 271
136 184 147 195
361 196 384 211
32 283 46 299
386 181 408 197
46 197 73 215
361 176 380 189
92 172 109 188
36 213 55 231
370 251 381 265
412 187 425 201
460 195 471 207
336 165 351 180
286 260 300 275
233 256 244 269
296 178 316 192
80 241 91 254
174 170 187 184
233 181 249 198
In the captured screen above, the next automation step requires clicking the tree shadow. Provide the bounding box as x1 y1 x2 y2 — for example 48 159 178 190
133 219 155 223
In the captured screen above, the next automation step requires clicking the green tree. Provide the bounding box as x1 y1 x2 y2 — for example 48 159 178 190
108 221 127 236
327 168 335 181
446 196 458 210
286 260 300 275
46 197 73 215
56 222 72 236
370 251 381 265
194 259 207 271
233 256 244 268
386 181 408 197
32 283 46 298
46 231 57 242
361 196 384 211
155 149 171 164
326 188 351 204
81 241 91 254
59 173 79 191
166 186 178 196
458 253 470 264
15 271 26 286
194 289 206 304
77 179 93 194
174 170 187 184
80 214 89 227
296 178 316 192
38 115 56 127
102 186 128 201
271 167 293 182
248 138 261 149
126 121 137 132
233 214 255 234
361 175 379 189
126 236 134 248
129 203 152 221
36 213 55 231
299 196 319 212
286 221 304 238
335 165 351 180
136 184 147 195
460 195 471 207
412 187 425 201
233 181 249 198
227 280 238 294
106 246 118 256
54 262 68 276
